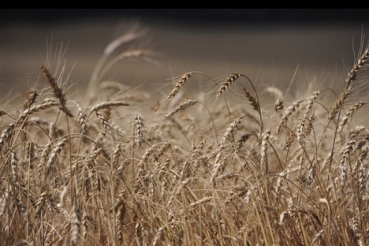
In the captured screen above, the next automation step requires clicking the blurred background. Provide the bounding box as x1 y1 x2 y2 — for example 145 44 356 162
1 9 369 99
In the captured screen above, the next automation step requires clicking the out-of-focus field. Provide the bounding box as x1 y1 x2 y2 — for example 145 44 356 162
0 18 368 99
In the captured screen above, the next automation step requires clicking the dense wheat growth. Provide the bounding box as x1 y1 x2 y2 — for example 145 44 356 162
1 24 369 246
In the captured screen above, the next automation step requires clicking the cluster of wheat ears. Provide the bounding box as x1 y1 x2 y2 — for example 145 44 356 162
1 24 369 246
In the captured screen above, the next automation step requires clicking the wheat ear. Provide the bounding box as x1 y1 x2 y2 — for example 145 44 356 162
90 101 129 113
40 65 74 117
328 89 350 121
277 100 303 134
165 100 198 118
77 106 88 140
260 130 271 174
23 89 38 110
18 99 60 122
45 136 68 169
167 72 194 99
70 205 81 246
216 73 242 98
220 115 245 147
346 43 369 88
338 102 366 132
134 114 143 148
0 123 15 150
242 87 260 112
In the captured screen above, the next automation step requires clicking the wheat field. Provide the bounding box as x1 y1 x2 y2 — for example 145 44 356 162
1 20 369 246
